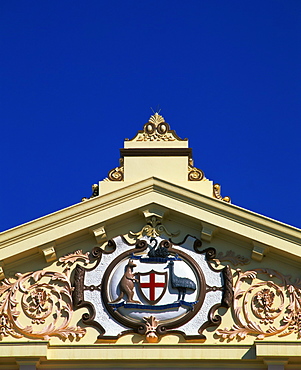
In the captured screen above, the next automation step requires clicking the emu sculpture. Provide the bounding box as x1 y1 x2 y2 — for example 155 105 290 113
165 260 196 301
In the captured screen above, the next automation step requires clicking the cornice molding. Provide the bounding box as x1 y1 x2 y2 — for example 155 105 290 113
0 177 300 262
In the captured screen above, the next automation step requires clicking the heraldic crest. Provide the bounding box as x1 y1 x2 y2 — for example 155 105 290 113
73 223 233 343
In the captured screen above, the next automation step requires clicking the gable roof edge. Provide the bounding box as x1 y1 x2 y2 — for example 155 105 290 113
0 177 300 262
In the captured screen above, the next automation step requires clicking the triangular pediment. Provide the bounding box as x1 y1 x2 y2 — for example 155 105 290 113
1 176 299 263
0 114 301 368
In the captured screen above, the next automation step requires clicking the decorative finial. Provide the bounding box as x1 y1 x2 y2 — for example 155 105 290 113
126 113 186 142
148 113 166 127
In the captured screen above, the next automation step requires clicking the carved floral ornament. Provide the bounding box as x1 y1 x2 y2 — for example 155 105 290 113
0 250 89 340
1 221 299 343
128 113 184 142
106 159 207 183
217 268 301 340
213 183 231 203
107 161 124 181
81 184 99 202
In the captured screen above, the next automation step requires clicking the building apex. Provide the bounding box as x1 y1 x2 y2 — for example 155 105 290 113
81 114 231 204
148 112 165 125
126 113 186 143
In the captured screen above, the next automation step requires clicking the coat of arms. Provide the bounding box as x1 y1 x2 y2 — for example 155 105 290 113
73 232 233 342
136 270 167 305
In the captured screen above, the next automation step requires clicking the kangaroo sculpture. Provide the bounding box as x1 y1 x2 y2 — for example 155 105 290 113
165 260 196 301
110 259 140 304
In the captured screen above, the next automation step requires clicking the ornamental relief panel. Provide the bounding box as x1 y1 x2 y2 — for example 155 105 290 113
73 222 233 343
0 224 300 344
217 268 301 340
0 250 89 340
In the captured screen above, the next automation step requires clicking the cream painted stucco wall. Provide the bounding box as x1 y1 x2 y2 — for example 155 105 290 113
1 114 301 369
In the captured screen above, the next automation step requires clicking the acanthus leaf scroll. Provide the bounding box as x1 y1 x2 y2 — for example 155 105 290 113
217 268 301 340
0 250 89 341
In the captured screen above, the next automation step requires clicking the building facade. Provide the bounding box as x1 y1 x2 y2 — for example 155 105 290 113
0 114 300 369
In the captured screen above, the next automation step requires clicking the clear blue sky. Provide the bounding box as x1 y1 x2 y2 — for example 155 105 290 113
1 1 301 231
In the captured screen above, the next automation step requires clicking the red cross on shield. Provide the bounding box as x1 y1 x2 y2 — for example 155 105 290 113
136 270 168 305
